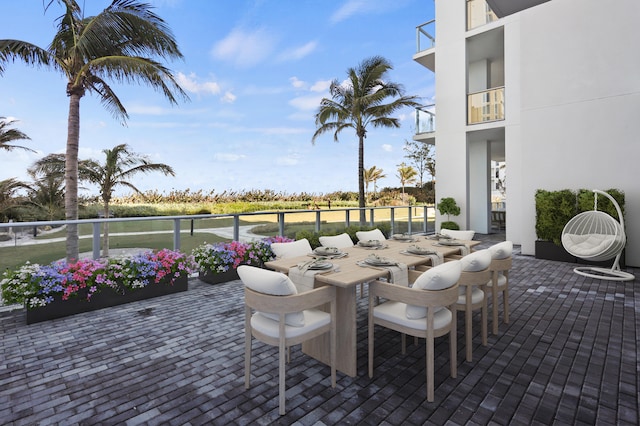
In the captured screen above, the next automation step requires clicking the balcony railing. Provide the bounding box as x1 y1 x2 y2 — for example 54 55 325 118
468 87 505 124
467 0 498 30
416 20 435 53
415 104 436 134
0 205 436 271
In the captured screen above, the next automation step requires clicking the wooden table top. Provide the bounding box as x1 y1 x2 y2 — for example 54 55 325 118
265 237 480 289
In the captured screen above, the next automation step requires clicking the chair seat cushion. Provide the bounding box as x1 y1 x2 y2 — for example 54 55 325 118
270 239 312 259
252 309 330 338
457 287 485 305
460 249 492 272
561 233 618 256
487 273 507 288
319 233 353 249
375 301 452 331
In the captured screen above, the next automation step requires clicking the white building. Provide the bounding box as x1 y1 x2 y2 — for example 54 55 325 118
413 0 640 267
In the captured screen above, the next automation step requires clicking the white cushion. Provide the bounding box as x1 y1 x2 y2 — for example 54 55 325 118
460 249 492 272
319 233 353 249
406 261 461 319
489 241 513 259
457 286 485 305
561 233 619 256
356 229 386 242
375 301 453 331
251 309 330 338
440 229 475 240
270 239 312 259
237 265 304 327
487 272 507 288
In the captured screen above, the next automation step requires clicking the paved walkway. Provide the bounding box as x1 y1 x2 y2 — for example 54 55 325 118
0 237 638 425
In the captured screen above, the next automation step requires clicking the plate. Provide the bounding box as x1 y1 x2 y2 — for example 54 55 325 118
437 240 465 246
358 240 383 247
314 247 341 256
392 234 415 241
364 256 396 266
307 261 333 270
406 246 435 255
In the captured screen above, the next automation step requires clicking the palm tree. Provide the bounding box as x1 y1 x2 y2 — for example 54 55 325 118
0 0 188 261
27 165 65 221
83 144 175 256
0 178 30 222
363 165 386 202
0 117 34 153
312 56 420 223
396 162 417 202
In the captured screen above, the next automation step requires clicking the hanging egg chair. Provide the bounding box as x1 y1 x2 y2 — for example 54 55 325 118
561 189 634 281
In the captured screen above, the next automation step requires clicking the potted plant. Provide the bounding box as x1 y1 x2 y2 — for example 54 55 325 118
437 197 461 230
0 249 196 324
193 236 293 284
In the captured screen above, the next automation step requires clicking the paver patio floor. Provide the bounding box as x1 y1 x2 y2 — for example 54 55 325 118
1 237 638 425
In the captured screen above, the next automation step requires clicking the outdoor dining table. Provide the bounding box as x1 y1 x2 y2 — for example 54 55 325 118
264 236 481 377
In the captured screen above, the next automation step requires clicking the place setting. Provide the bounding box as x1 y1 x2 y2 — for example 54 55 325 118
309 246 348 259
391 233 418 242
400 244 444 265
356 240 388 250
357 254 408 286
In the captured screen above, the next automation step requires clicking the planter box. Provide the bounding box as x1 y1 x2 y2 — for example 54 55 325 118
198 268 240 284
535 240 577 263
26 275 188 325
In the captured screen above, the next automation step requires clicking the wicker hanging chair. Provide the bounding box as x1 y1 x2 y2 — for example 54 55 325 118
561 189 634 281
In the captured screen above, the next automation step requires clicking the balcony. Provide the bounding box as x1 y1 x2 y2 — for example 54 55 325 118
468 86 505 124
413 104 436 144
413 20 435 71
467 0 498 31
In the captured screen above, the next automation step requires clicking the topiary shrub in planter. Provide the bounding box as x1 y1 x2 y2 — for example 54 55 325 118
437 197 461 230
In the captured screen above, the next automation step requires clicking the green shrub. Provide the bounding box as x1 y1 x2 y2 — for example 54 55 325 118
440 221 460 230
577 188 625 219
535 189 576 245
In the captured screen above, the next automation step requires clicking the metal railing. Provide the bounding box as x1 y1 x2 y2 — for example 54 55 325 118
0 205 436 264
468 86 505 124
415 104 436 134
416 20 435 53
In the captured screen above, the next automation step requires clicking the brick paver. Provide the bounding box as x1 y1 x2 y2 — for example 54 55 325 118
0 239 638 425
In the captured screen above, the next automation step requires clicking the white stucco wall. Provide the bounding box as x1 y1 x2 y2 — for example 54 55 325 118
517 0 640 266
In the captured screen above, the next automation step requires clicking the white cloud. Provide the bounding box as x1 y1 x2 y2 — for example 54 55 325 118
276 155 299 166
176 72 221 96
382 144 393 152
211 27 276 68
330 0 406 23
289 77 306 89
289 94 325 111
214 153 245 162
310 79 332 92
277 41 318 62
221 91 237 104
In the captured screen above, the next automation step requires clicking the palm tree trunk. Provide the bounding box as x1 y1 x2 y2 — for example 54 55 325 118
65 93 81 262
358 135 366 224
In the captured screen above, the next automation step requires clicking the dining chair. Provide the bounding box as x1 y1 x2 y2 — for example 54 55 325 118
356 229 386 243
368 260 462 402
455 249 492 362
486 241 513 335
270 238 312 259
238 265 336 415
319 232 354 249
440 228 476 241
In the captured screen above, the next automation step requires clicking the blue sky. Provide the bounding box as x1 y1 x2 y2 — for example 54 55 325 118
0 0 435 197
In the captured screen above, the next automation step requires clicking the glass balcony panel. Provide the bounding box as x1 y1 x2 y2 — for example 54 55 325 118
416 20 435 52
415 104 436 134
468 87 504 124
467 0 498 30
